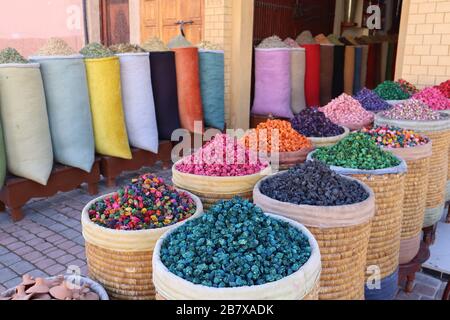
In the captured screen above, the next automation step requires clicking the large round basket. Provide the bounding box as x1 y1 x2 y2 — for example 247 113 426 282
375 113 450 227
152 213 321 300
382 142 432 263
172 161 272 210
307 127 350 148
81 190 203 300
253 174 375 300
0 275 109 300
308 151 407 281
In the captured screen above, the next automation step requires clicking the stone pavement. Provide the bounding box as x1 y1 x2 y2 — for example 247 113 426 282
0 162 447 300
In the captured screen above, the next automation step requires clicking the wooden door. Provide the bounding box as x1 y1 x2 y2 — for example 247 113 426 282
101 0 130 46
140 0 203 44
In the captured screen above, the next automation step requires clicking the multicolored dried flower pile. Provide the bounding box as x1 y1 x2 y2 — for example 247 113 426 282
88 174 197 230
379 99 442 121
396 79 419 96
361 126 429 149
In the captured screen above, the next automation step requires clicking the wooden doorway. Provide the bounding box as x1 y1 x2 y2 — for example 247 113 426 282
101 0 130 46
140 0 203 44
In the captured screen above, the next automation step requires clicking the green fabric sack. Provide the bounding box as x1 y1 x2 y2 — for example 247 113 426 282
29 55 95 172
0 63 53 185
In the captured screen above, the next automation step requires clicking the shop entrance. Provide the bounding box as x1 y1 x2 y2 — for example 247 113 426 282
100 0 130 46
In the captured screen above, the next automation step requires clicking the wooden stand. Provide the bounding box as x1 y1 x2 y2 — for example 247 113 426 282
100 141 173 188
0 159 101 222
423 225 437 246
398 242 431 293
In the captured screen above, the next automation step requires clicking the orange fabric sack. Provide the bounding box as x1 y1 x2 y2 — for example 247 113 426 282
172 47 204 133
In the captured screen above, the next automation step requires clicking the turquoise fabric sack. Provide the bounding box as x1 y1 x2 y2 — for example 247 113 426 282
198 50 225 130
30 55 95 172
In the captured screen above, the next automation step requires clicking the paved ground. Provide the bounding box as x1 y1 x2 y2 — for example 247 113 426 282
0 162 447 299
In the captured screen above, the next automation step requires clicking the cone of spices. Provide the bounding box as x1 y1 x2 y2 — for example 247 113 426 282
254 161 375 300
82 173 203 300
310 133 407 300
243 119 314 169
152 198 322 300
376 101 450 229
362 126 432 264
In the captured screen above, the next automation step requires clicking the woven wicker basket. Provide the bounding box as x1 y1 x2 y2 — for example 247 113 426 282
172 162 272 210
382 142 432 239
375 114 450 228
253 175 375 300
152 213 322 300
350 173 405 280
81 191 203 300
399 233 422 265
308 127 350 148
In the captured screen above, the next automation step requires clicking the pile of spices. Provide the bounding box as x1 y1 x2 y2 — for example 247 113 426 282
0 48 28 64
243 120 312 152
413 87 450 111
176 134 268 177
260 160 369 206
196 41 222 50
374 81 410 100
257 36 289 49
167 35 192 49
88 174 197 230
296 31 316 45
35 38 76 56
396 79 419 96
379 99 442 121
109 43 145 53
80 43 114 58
284 38 300 48
435 80 450 98
319 93 374 129
354 88 392 112
160 198 312 288
141 37 169 52
291 108 345 137
361 126 429 149
313 132 401 170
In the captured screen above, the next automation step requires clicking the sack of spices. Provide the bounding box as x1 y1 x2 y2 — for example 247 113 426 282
112 45 159 153
284 38 306 114
81 43 132 159
0 48 53 185
30 38 95 172
197 44 225 130
252 36 293 118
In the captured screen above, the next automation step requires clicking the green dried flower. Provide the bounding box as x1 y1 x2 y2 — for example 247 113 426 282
0 48 28 64
80 42 114 58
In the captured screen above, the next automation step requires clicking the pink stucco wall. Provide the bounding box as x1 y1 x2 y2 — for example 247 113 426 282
0 0 85 57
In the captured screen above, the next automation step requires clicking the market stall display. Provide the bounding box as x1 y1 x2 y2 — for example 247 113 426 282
362 126 432 264
254 161 375 300
376 101 450 228
114 48 159 153
142 37 181 140
284 38 306 114
290 108 349 148
310 133 407 300
319 93 374 130
153 198 321 300
81 43 132 160
252 36 293 118
30 38 95 172
397 79 419 96
82 173 203 300
374 81 410 105
197 42 225 130
0 275 109 300
173 134 271 209
243 120 314 169
0 48 53 185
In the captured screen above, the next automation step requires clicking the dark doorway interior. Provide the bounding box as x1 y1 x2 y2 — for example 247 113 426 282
100 0 130 46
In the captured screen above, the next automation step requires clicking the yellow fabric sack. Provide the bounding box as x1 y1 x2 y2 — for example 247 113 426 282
84 57 132 159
